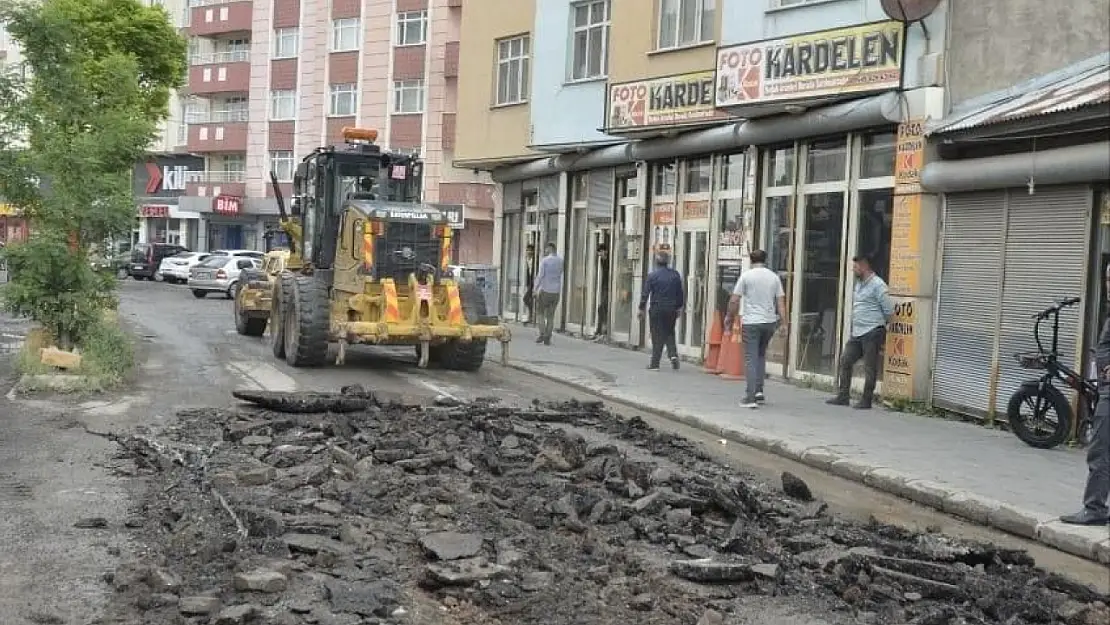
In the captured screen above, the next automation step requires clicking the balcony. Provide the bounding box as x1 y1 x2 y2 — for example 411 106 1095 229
188 0 253 37
186 118 249 152
187 52 251 95
444 41 459 79
185 171 246 198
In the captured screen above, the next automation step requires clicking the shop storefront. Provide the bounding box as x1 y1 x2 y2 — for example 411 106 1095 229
922 53 1110 419
498 176 561 323
204 195 257 250
138 203 201 249
132 154 204 249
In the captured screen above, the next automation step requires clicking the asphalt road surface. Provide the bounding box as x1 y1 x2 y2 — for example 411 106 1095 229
0 279 1104 625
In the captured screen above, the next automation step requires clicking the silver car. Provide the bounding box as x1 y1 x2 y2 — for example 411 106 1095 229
188 255 261 299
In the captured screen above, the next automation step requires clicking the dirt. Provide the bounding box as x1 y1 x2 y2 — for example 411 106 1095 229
90 391 1110 625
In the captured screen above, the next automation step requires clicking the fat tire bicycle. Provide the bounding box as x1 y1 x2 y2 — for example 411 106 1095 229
1007 297 1096 450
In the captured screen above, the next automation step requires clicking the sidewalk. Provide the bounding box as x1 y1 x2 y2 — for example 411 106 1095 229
492 323 1110 564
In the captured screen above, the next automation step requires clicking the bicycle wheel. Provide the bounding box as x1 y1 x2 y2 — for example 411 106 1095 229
1006 384 1073 449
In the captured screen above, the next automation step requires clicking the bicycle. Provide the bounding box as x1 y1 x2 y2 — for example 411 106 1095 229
1007 297 1097 449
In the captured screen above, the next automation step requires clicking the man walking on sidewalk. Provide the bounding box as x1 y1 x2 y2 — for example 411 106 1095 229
1060 265 1110 526
639 251 684 370
726 249 785 408
534 242 563 346
827 255 893 409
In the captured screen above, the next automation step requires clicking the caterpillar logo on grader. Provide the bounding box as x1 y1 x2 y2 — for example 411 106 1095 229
233 127 510 371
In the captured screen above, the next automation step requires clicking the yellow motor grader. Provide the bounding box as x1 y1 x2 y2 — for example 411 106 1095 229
255 127 510 371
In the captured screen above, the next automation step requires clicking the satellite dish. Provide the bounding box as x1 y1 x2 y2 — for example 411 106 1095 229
880 0 940 22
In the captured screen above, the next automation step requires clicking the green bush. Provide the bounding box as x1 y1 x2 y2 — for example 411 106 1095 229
0 233 117 349
79 318 134 385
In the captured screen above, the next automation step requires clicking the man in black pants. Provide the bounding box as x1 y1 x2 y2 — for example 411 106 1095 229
827 255 893 409
593 243 611 340
639 251 684 370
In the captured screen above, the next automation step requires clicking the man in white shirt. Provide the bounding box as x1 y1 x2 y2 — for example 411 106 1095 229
726 249 786 408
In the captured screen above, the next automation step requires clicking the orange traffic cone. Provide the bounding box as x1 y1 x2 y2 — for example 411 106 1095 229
717 316 745 381
703 311 724 373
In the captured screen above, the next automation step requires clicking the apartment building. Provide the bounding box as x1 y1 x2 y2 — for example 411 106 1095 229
0 24 28 244
136 0 495 260
458 0 945 399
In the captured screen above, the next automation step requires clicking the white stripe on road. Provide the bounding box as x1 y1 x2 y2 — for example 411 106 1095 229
399 374 464 402
226 361 298 392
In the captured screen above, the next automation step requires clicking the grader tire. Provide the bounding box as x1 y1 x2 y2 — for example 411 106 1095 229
234 288 267 337
283 275 330 368
436 283 489 372
270 272 295 359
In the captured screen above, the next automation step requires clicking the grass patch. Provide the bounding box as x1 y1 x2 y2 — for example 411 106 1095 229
13 315 135 393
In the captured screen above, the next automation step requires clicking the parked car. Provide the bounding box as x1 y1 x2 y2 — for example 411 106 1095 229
157 251 213 284
188 255 262 299
130 243 187 280
210 249 265 260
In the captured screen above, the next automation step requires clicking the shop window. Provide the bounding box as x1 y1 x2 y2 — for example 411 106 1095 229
571 173 588 204
860 131 896 178
805 137 848 184
797 191 846 376
717 153 744 191
683 157 713 193
856 190 893 283
766 145 795 187
653 161 677 198
620 173 638 199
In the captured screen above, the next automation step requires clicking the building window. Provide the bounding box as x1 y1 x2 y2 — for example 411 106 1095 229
495 35 530 106
683 157 713 193
222 154 246 174
329 83 357 116
273 27 299 58
569 0 609 81
657 0 714 50
270 89 296 120
393 79 426 114
270 151 295 182
396 10 428 46
331 18 360 52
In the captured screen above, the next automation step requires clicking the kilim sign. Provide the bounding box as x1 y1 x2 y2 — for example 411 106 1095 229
715 21 905 107
607 70 732 132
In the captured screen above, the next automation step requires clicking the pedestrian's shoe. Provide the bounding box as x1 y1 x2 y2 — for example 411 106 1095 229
670 356 680 370
826 396 850 407
1059 510 1110 526
739 396 759 409
646 364 660 371
543 338 551 346
853 400 872 410
754 391 765 404
535 336 544 344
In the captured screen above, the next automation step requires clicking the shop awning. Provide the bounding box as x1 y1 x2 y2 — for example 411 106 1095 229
929 53 1110 138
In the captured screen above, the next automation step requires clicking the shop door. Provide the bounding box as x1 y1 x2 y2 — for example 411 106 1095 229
521 227 540 323
674 229 710 357
611 196 639 344
586 227 611 336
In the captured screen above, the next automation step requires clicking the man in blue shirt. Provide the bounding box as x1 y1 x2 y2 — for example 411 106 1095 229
533 242 564 345
639 251 685 370
827 255 894 409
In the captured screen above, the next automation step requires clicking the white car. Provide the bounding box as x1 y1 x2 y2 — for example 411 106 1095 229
158 252 213 284
188 255 263 299
211 249 265 260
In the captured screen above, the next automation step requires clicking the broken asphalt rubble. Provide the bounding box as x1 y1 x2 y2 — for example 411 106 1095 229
93 385 1109 625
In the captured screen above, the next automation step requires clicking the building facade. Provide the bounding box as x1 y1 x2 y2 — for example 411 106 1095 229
0 23 29 244
459 0 946 395
921 0 1110 420
163 0 493 257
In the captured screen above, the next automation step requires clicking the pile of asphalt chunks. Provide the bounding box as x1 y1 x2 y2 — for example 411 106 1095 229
106 386 1110 625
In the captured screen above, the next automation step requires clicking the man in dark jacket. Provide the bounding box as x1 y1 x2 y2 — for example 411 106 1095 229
1061 264 1110 526
639 251 684 370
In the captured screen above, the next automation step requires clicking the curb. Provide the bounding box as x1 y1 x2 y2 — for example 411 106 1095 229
499 359 1110 565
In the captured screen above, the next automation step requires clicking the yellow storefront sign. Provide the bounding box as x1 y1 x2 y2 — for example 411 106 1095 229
894 119 925 194
883 298 916 398
607 70 731 132
0 203 19 216
715 20 905 107
889 194 921 294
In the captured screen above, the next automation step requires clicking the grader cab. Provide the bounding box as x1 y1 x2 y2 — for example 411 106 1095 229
267 127 510 370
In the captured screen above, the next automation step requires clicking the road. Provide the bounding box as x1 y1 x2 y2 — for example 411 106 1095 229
0 279 1105 625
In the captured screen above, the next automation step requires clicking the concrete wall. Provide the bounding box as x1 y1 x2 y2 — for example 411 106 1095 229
946 0 1110 104
720 0 947 91
455 0 537 165
530 0 611 148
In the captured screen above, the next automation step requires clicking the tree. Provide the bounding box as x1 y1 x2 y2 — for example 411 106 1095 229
0 0 185 347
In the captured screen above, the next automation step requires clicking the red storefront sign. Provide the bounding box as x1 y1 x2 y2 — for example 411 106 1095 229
139 204 170 218
213 195 242 215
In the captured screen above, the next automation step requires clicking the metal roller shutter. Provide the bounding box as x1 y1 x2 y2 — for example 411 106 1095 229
588 168 615 219
501 182 523 212
932 191 1006 415
996 185 1091 418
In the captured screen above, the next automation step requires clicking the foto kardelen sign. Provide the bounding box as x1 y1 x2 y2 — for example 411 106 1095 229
607 70 732 132
715 20 905 107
